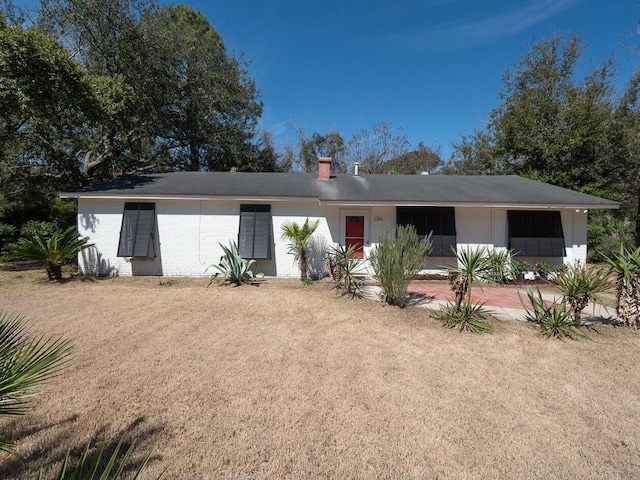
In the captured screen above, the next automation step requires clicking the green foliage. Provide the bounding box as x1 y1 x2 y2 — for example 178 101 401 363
438 246 494 333
324 244 365 298
446 246 492 309
588 211 635 262
602 246 640 329
520 289 589 340
369 225 431 307
5 226 93 280
533 261 551 278
485 248 518 284
380 141 443 174
0 222 16 236
207 240 256 286
40 436 165 480
436 301 493 333
0 311 73 451
551 264 611 325
19 220 58 239
281 218 320 281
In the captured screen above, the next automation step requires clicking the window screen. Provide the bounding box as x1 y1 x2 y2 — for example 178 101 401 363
507 210 565 256
396 207 456 256
239 205 271 259
117 203 156 258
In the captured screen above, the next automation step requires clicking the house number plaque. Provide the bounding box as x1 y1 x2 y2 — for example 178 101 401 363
373 216 383 222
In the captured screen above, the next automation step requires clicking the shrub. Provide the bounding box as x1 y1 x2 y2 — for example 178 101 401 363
5 226 93 280
485 249 518 284
551 264 611 325
324 244 365 297
435 301 493 333
19 220 59 239
520 289 589 340
533 261 551 278
368 225 431 307
207 240 256 285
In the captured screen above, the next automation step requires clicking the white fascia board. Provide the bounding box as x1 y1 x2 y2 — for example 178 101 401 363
318 200 619 209
59 193 319 203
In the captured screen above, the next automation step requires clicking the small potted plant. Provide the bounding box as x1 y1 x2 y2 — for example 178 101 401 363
533 261 551 280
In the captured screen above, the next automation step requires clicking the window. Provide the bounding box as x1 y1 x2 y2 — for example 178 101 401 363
507 210 565 257
396 207 456 256
239 205 271 259
117 203 156 258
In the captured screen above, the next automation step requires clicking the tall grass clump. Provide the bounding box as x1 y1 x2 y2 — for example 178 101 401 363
368 225 431 307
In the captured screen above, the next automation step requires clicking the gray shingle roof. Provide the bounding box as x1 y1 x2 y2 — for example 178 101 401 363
61 172 619 208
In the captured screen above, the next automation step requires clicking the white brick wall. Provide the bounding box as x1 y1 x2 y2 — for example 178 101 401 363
77 198 590 277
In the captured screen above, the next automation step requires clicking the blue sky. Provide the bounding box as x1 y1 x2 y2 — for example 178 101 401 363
14 0 640 160
196 0 638 160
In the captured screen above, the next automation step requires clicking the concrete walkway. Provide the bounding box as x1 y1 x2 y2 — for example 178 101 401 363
362 280 617 324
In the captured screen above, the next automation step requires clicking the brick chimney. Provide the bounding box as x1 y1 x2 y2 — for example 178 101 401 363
318 157 332 180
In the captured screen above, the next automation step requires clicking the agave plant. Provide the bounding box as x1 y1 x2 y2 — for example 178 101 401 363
207 240 256 285
551 264 611 325
602 246 640 329
520 289 589 340
39 436 165 480
0 311 73 451
5 226 93 280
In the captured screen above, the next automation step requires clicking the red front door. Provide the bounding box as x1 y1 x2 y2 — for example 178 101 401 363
345 215 365 258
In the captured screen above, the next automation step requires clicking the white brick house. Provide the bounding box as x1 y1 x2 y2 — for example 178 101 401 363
61 158 619 278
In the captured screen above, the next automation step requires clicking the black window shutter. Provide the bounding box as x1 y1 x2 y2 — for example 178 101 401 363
117 203 155 258
396 207 456 256
508 210 565 256
239 205 271 259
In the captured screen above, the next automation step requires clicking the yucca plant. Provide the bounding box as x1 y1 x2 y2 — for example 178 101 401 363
0 311 73 451
207 240 256 285
439 246 494 333
446 245 492 310
520 289 589 340
602 246 640 329
485 248 518 284
5 227 93 280
281 218 320 281
436 301 493 333
39 436 165 480
324 244 365 297
368 225 431 307
551 264 611 325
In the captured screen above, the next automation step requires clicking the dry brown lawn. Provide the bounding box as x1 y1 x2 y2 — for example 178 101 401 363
1 266 639 479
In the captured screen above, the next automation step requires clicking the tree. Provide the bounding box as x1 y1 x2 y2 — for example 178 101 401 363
343 122 410 174
380 142 443 174
39 0 264 176
280 218 320 281
300 130 346 173
446 34 640 248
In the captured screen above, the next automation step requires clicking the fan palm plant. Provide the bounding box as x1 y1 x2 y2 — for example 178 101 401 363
280 218 320 281
0 311 73 451
602 246 640 329
551 263 611 326
5 227 93 280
